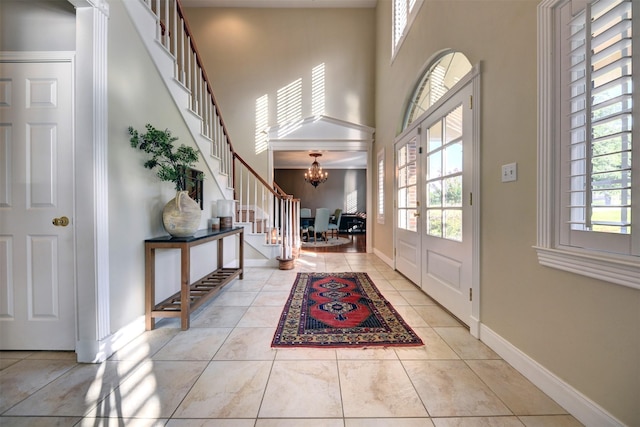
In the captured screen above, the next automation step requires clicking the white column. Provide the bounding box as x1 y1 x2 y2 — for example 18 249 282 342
72 0 111 362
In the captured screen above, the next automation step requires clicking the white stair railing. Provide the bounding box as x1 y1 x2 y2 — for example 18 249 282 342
234 155 300 260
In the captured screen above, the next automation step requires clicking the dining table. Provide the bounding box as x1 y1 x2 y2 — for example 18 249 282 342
300 216 314 228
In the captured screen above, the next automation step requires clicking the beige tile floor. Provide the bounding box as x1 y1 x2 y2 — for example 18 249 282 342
0 252 584 426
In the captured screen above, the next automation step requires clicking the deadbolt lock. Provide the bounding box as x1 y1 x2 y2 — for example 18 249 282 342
52 216 70 227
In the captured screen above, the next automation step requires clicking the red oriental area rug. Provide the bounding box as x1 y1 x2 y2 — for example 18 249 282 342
271 272 424 348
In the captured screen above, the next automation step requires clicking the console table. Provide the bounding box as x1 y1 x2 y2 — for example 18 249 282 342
145 227 244 330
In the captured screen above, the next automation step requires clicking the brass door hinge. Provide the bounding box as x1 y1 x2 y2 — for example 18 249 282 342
469 288 473 301
469 95 473 109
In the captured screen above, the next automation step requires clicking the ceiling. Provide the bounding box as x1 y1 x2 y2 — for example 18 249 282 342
181 0 376 7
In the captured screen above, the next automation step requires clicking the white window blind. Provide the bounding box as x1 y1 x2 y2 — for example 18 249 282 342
392 0 423 58
560 0 636 255
393 0 408 50
377 149 385 224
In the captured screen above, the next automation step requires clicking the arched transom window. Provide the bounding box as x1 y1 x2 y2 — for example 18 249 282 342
403 51 472 130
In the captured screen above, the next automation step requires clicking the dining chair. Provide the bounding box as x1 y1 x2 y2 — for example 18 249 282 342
300 208 313 241
328 208 342 239
308 208 330 243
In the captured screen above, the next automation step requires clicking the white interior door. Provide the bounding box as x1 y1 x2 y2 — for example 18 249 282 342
0 60 76 350
395 129 421 284
420 83 473 324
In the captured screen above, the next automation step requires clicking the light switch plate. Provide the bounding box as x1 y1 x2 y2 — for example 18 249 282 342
502 163 517 182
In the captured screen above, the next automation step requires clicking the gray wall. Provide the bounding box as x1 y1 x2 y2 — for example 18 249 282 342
274 169 366 214
0 0 75 51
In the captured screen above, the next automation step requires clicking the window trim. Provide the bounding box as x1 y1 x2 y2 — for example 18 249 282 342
536 0 640 291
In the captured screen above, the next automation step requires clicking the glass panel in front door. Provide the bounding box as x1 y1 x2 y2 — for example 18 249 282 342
425 104 463 241
397 137 418 231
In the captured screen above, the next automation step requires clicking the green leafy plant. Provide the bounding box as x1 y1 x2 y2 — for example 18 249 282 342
128 124 200 191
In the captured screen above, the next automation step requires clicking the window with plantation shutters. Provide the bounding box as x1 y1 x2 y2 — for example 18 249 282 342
377 149 385 224
537 0 639 290
392 0 423 58
561 0 635 252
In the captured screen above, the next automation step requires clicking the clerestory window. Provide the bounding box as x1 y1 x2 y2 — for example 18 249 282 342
377 149 385 224
392 0 424 59
537 0 639 289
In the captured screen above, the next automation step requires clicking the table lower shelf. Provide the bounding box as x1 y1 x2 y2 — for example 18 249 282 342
149 267 242 321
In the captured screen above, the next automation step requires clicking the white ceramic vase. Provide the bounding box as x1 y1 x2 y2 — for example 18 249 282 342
162 190 201 237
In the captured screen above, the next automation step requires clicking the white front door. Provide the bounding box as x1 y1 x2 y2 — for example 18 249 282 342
0 60 76 350
420 83 473 324
395 129 421 284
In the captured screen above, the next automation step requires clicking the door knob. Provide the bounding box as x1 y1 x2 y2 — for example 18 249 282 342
52 216 69 227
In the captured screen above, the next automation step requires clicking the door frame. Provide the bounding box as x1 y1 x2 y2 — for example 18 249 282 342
394 64 481 336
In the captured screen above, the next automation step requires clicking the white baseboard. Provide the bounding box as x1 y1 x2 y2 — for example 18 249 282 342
479 324 625 427
76 315 146 363
374 248 394 268
469 315 480 338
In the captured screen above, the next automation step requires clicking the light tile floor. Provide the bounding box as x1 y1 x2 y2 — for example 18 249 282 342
0 252 584 426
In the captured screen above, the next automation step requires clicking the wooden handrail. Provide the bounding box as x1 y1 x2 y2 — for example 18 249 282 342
233 153 280 198
272 182 300 205
273 181 287 196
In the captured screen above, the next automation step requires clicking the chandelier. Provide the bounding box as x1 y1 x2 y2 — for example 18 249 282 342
304 153 328 187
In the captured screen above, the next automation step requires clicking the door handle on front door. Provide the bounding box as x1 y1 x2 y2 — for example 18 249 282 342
52 216 70 227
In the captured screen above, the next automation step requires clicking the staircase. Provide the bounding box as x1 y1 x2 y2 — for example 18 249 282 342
124 0 300 266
